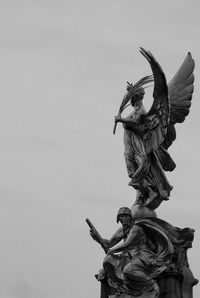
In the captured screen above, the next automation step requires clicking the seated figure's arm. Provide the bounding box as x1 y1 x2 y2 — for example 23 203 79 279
103 227 124 249
108 225 139 254
90 227 123 249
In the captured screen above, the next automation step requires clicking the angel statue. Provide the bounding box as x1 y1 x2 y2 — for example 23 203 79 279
114 48 195 211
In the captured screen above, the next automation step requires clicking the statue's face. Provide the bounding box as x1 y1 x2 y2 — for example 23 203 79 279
119 215 132 226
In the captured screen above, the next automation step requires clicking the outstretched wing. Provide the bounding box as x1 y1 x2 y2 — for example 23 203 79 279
161 53 195 149
139 48 170 154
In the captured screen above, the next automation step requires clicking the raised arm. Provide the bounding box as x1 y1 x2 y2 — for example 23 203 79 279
90 227 123 249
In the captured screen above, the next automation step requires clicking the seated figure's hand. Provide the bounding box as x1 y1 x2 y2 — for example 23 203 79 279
90 229 99 242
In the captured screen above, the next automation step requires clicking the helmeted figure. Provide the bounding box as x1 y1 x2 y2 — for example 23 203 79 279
87 48 198 298
116 207 132 223
89 207 198 298
102 207 172 297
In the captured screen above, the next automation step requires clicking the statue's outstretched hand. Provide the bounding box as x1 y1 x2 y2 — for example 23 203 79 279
90 229 100 242
115 116 121 123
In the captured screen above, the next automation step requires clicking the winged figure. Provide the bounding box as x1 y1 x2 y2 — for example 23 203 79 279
114 48 195 210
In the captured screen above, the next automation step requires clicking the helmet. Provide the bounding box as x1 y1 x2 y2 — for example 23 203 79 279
116 207 132 223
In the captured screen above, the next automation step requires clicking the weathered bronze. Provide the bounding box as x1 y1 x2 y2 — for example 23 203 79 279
88 207 197 298
87 49 198 298
114 48 194 211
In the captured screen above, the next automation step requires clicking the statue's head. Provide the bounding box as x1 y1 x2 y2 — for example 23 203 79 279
116 207 133 225
124 75 153 109
130 87 145 106
181 228 195 249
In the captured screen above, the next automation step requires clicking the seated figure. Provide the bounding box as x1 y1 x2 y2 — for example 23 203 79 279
90 207 198 298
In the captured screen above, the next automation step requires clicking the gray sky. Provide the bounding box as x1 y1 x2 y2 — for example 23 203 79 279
0 0 199 297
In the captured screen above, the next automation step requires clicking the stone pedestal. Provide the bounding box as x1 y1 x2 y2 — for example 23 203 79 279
109 294 157 298
157 272 182 298
100 269 198 298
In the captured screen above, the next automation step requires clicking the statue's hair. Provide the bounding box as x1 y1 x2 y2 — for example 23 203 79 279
126 75 154 99
120 75 154 113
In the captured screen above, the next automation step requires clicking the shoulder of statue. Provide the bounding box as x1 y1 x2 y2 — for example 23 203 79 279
129 223 140 235
112 227 124 239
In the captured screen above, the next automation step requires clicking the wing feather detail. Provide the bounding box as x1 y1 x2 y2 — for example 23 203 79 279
168 52 195 125
139 48 169 154
162 53 195 149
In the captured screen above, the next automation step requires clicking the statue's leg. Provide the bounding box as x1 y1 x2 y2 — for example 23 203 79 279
124 131 149 187
124 149 147 189
148 153 173 199
130 133 149 182
124 131 138 182
131 153 149 183
122 261 159 296
103 255 123 286
124 152 137 179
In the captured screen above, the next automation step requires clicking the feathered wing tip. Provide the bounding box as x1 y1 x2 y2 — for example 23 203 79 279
168 52 195 125
140 47 168 103
160 52 195 150
140 47 156 63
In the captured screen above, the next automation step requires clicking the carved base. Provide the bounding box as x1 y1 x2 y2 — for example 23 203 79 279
109 292 158 298
100 269 198 298
109 295 132 298
157 269 198 298
109 295 131 298
98 217 198 298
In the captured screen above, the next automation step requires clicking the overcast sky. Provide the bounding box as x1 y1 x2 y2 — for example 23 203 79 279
0 0 199 297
